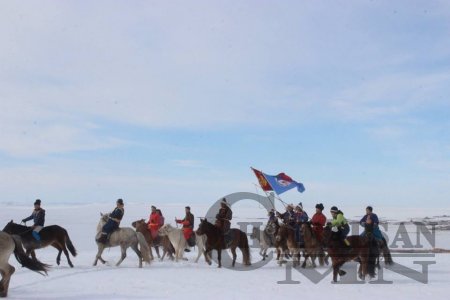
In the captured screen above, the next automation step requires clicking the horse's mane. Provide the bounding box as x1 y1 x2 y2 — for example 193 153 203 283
3 221 31 233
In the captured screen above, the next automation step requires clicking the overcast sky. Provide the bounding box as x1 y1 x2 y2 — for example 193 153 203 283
1 1 449 210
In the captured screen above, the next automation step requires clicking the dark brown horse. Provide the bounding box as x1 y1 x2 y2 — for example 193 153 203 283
323 224 378 282
196 219 251 268
3 221 77 268
275 224 302 267
301 222 328 268
131 219 175 261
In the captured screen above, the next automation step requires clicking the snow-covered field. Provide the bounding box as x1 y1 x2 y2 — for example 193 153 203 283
1 201 449 300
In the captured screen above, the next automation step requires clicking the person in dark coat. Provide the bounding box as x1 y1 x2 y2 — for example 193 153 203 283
22 199 45 241
215 198 232 233
215 198 233 247
176 206 195 250
360 206 383 240
97 199 125 244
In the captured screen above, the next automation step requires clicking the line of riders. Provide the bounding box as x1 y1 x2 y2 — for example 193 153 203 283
21 198 383 257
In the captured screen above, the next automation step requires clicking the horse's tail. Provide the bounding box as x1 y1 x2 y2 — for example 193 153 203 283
136 232 151 264
64 229 77 257
381 237 394 265
239 231 251 266
11 235 49 275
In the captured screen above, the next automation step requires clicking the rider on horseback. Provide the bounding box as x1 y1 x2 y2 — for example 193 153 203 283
330 206 351 248
21 199 45 242
264 209 279 245
276 204 295 226
360 206 383 240
215 198 233 247
176 206 195 251
294 203 308 245
97 199 125 244
311 203 326 242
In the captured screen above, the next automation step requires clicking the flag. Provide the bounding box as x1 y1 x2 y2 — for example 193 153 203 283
252 167 305 195
251 167 272 191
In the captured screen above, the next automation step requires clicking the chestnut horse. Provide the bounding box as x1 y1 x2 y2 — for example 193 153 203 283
131 219 175 261
196 219 251 268
323 224 378 282
275 224 302 267
301 222 328 268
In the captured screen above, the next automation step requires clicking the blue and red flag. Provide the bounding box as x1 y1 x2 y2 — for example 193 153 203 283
251 167 305 195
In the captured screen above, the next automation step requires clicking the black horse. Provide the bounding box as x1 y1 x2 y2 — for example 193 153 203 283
3 221 77 268
196 218 251 268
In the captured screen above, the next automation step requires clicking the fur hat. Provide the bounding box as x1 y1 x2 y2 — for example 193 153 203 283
221 198 228 206
185 206 191 210
315 203 324 211
116 198 124 205
366 206 373 212
34 199 41 206
330 206 339 213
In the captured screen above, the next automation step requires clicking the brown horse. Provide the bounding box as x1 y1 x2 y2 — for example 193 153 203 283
196 219 251 268
131 219 175 261
301 222 328 268
3 221 77 268
323 224 378 282
275 224 302 267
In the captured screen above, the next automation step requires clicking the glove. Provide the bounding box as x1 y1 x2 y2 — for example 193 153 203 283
331 226 338 232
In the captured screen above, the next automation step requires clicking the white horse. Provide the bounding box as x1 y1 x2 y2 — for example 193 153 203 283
250 226 274 260
158 224 209 263
0 232 49 297
94 213 151 268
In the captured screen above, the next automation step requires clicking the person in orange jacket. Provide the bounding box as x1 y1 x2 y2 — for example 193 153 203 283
147 205 161 239
175 206 195 251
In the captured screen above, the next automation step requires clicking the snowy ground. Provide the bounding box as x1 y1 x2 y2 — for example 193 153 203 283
1 201 450 299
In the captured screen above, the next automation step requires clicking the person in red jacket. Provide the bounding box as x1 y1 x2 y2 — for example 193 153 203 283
147 205 161 239
175 206 195 251
311 203 326 242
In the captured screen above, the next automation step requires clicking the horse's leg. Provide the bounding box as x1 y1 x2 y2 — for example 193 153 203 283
154 246 161 258
301 251 309 268
51 244 63 266
217 249 222 268
131 244 143 268
0 264 15 298
230 247 237 267
116 244 127 267
61 244 74 268
93 244 106 266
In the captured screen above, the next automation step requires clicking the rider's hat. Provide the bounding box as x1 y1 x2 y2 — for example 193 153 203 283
366 206 373 212
330 206 339 213
116 198 124 205
34 199 41 206
315 203 324 211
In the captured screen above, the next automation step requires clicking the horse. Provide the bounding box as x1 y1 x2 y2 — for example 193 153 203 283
301 222 328 268
131 219 175 261
158 224 209 263
196 218 251 268
362 222 394 268
323 224 379 282
250 225 277 260
93 213 151 268
0 232 49 297
3 221 77 268
275 224 302 267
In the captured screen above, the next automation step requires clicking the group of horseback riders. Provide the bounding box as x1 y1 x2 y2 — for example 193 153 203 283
21 198 383 253
265 202 383 251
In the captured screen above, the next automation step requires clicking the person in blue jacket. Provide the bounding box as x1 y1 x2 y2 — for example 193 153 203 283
22 199 45 241
360 206 383 240
97 199 125 244
294 203 308 245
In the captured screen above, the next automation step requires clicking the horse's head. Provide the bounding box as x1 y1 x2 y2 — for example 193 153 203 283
196 218 209 235
2 220 14 233
132 219 146 229
250 226 259 239
158 224 172 236
276 224 287 242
